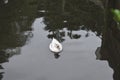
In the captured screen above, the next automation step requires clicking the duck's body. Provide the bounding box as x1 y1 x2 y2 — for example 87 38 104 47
49 38 62 53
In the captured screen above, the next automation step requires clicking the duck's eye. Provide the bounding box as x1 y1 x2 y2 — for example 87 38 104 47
57 45 59 48
55 44 60 49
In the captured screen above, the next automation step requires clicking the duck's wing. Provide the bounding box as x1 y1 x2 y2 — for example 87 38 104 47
49 38 63 53
49 43 62 53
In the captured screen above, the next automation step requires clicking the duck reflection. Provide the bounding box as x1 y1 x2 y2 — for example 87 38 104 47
54 53 60 59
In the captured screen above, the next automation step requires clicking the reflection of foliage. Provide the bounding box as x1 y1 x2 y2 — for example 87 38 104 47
0 1 37 80
0 72 4 80
95 0 120 79
0 50 9 80
38 0 104 40
0 47 21 64
47 30 65 42
0 0 37 57
0 51 9 63
96 27 120 80
0 0 37 79
111 9 120 27
0 0 37 49
67 31 81 39
0 49 18 80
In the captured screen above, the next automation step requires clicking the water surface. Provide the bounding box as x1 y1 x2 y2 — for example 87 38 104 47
1 18 112 80
0 0 119 80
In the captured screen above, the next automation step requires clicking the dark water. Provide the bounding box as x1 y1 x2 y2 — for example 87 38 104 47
0 0 120 80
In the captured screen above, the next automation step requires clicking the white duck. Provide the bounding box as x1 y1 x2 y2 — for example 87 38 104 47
49 38 63 53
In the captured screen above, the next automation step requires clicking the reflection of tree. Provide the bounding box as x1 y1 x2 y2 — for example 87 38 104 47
37 0 104 41
47 30 65 42
0 72 4 80
95 27 120 80
0 0 38 48
0 0 38 79
0 0 37 49
0 47 21 80
95 0 120 80
0 50 8 80
67 31 81 39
